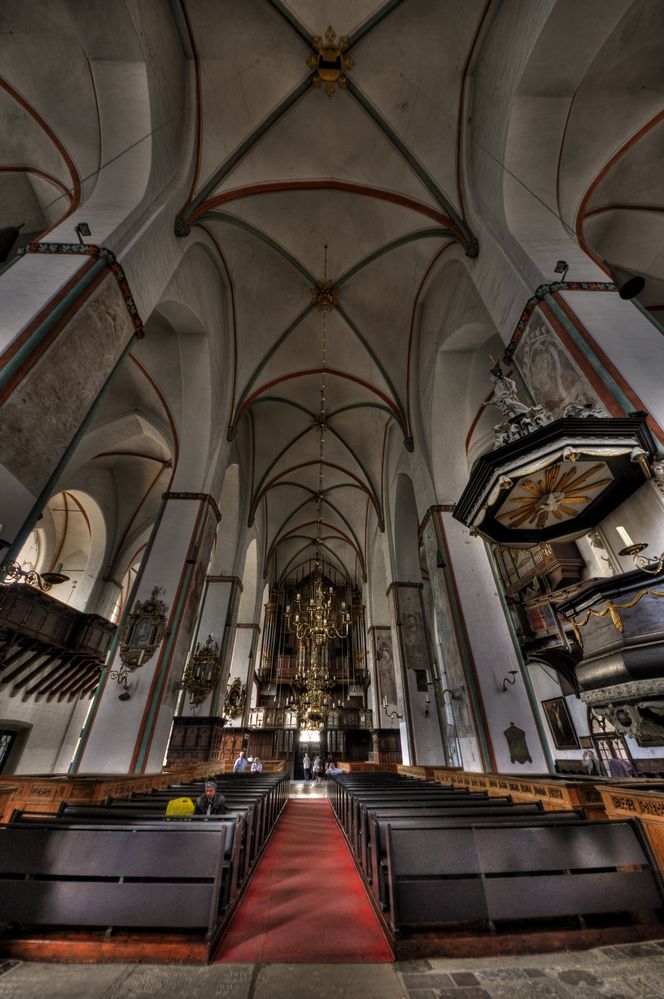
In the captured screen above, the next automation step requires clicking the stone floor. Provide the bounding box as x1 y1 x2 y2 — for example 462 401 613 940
289 778 330 797
2 941 664 998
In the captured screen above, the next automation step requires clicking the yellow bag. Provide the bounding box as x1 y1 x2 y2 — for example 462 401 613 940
165 796 195 818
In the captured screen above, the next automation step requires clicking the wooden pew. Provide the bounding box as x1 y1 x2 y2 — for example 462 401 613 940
0 823 232 961
361 801 548 883
385 820 664 937
368 808 584 906
348 792 509 857
10 810 246 901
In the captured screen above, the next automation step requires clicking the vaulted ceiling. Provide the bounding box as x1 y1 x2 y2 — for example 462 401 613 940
174 0 485 585
2 0 663 591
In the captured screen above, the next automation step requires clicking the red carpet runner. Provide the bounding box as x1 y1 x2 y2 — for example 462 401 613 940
216 799 393 963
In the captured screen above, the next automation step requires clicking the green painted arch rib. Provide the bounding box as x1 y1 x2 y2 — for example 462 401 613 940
232 304 317 420
345 76 474 248
201 210 316 284
265 0 312 45
347 0 407 50
274 521 364 575
266 0 406 60
279 544 352 585
248 394 383 519
251 458 381 525
234 367 403 437
328 401 396 421
267 493 365 570
335 305 408 433
187 75 314 217
326 422 382 517
252 425 313 509
336 228 454 287
253 394 395 422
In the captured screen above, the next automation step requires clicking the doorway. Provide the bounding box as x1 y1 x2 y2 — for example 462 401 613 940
297 729 321 779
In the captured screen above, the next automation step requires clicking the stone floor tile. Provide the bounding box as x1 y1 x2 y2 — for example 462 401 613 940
483 980 573 998
253 963 407 999
109 964 255 999
402 972 454 990
474 968 528 982
0 961 131 999
615 943 664 958
404 991 437 999
556 969 602 986
450 970 479 985
437 990 490 999
524 968 548 978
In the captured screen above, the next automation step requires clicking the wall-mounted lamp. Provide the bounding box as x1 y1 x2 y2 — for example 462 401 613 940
424 694 431 717
110 667 132 700
554 259 569 282
427 676 463 702
0 559 69 591
382 695 403 720
75 221 91 245
618 542 664 576
501 669 518 692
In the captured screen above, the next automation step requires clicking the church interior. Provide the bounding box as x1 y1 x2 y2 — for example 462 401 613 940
1 1 664 994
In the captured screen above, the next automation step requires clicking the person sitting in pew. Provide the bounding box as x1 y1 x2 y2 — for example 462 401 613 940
251 757 263 773
194 779 227 816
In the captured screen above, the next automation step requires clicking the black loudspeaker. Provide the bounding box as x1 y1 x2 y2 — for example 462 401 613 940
0 224 23 263
606 262 646 300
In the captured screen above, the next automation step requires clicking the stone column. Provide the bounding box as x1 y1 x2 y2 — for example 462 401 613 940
433 508 550 773
73 491 220 774
387 581 447 766
223 623 259 731
420 506 487 771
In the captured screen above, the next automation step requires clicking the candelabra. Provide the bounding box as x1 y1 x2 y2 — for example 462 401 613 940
0 559 69 591
618 543 664 576
285 576 350 645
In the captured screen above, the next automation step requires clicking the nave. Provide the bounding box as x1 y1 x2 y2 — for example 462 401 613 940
3 0 664 992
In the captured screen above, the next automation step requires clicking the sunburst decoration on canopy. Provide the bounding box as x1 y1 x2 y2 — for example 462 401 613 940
496 461 613 531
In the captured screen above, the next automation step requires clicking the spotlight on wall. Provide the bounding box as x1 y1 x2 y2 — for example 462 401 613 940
424 694 431 717
605 261 645 300
75 222 91 245
0 223 24 262
554 259 569 282
501 669 518 692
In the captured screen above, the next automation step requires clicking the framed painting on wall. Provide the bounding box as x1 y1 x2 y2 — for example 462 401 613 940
542 697 580 750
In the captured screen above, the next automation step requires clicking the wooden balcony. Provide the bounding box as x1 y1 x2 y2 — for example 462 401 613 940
0 583 116 701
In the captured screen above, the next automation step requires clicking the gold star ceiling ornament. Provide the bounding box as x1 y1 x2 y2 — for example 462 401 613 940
307 26 353 97
496 462 613 532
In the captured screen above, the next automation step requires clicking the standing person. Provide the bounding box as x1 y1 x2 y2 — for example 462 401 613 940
302 752 311 781
251 756 263 773
312 755 323 782
233 750 248 773
325 752 335 778
194 779 226 816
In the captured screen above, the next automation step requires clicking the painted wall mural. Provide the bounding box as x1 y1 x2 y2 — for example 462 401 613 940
374 628 397 705
513 312 607 418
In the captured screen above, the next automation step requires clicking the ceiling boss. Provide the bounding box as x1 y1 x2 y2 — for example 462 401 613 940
307 26 354 97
